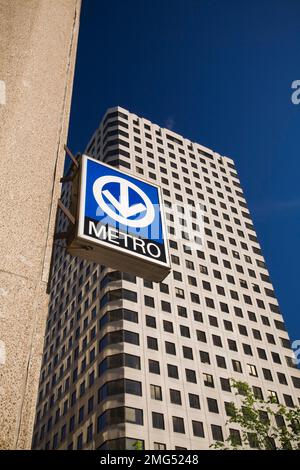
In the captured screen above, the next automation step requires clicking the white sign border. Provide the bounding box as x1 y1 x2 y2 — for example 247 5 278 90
77 154 170 269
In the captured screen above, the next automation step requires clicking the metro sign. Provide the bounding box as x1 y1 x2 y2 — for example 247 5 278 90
67 155 170 281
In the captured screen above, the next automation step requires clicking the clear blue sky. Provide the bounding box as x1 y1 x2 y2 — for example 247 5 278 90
67 0 300 341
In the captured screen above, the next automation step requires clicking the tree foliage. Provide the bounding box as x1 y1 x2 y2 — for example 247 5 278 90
212 380 300 450
132 440 143 450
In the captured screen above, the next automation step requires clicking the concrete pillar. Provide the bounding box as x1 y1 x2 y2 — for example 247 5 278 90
0 0 81 449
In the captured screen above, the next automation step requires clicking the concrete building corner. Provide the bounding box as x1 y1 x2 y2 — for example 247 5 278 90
0 0 81 449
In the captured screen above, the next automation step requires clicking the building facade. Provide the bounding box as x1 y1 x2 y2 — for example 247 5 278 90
32 106 300 450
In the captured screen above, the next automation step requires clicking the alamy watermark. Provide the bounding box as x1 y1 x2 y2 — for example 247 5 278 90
292 340 300 366
291 80 300 104
94 201 206 253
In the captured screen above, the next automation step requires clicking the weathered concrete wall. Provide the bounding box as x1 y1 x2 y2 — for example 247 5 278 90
0 0 81 449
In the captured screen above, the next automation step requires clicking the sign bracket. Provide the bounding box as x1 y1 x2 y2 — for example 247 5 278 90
57 199 75 225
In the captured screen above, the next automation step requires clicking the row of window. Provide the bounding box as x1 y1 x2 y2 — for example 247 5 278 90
36 339 299 419
34 360 298 443
40 273 293 392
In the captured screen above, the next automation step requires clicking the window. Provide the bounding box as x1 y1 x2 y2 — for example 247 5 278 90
268 390 279 403
247 364 258 377
199 265 208 274
175 287 185 298
206 298 215 308
248 433 259 449
193 310 203 322
99 329 139 351
183 346 193 359
259 410 269 425
261 316 270 326
97 407 143 431
178 306 187 317
146 315 156 328
252 329 262 340
203 280 211 291
220 302 229 313
212 335 222 347
99 353 140 374
197 330 207 342
150 384 162 401
167 364 179 379
232 360 242 373
78 405 84 423
191 292 200 304
52 433 58 450
147 336 158 350
149 359 160 375
266 333 276 345
263 368 273 381
207 397 219 413
229 429 242 446
188 276 197 286
161 301 171 312
87 423 93 443
248 311 256 322
209 315 218 327
257 348 267 360
180 325 190 338
275 414 285 428
77 433 83 450
145 295 155 308
238 324 248 336
271 352 281 364
292 376 300 389
100 308 138 327
99 379 142 401
163 320 173 333
200 350 210 364
283 394 294 408
152 412 165 430
69 415 75 432
253 386 263 400
286 356 296 368
170 389 182 405
279 338 291 354
88 396 94 414
173 416 185 434
211 425 224 441
216 355 226 369
100 288 137 308
160 283 169 294
186 369 197 383
186 260 194 270
189 393 200 409
192 420 205 438
165 341 176 355
154 442 166 450
220 378 231 392
243 343 253 356
173 271 182 281
224 320 233 331
203 373 214 387
171 255 180 265
228 339 238 352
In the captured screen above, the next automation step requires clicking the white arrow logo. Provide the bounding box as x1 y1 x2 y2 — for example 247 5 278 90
102 184 146 219
92 175 155 228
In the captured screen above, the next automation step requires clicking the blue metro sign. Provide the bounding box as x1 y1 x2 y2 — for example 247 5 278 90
74 155 170 280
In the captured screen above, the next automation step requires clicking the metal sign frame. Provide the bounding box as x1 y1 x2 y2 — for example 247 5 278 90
68 154 171 281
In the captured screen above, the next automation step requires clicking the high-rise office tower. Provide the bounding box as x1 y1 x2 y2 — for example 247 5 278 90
32 106 300 450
